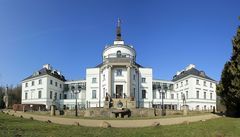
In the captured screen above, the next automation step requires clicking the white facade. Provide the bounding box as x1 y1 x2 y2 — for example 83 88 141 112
22 65 65 109
21 20 216 111
173 74 216 110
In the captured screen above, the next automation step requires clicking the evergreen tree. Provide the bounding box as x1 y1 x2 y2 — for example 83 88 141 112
218 24 240 116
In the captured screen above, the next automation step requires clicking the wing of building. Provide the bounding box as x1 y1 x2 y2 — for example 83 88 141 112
21 20 217 111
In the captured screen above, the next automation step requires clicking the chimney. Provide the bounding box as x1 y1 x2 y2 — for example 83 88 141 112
185 64 195 71
43 64 52 70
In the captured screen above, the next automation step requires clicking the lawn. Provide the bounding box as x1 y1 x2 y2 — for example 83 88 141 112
0 112 240 137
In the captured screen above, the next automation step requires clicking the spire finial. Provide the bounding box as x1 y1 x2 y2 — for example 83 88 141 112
116 18 122 41
117 18 121 27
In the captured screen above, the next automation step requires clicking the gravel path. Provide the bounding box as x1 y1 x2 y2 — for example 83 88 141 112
4 110 221 128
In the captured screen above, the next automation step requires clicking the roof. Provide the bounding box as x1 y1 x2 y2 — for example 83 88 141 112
172 68 215 82
22 68 66 82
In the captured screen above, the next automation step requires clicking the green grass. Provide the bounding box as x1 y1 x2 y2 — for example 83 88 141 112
0 113 240 137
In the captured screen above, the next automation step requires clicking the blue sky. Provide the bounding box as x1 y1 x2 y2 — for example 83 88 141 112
0 0 239 86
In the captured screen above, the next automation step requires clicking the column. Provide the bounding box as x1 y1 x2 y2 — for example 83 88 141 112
108 66 112 97
127 66 131 98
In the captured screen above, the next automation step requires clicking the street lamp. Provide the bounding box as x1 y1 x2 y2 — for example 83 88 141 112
157 84 168 116
71 84 81 117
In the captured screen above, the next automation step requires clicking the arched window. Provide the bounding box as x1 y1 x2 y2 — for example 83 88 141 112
117 50 121 58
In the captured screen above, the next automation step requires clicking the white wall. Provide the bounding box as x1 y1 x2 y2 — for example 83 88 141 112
173 75 216 110
139 68 153 108
22 75 64 109
22 76 48 106
103 45 136 59
86 68 100 107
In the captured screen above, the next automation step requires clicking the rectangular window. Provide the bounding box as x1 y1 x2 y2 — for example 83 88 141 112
39 79 42 85
133 74 136 80
55 82 58 87
50 91 53 99
210 83 213 88
176 84 178 88
25 92 28 100
142 90 146 99
204 92 206 99
153 90 156 99
60 84 62 88
92 78 97 83
50 80 53 85
186 91 188 99
142 78 146 83
196 79 200 85
186 80 188 85
92 90 96 99
204 81 207 86
54 93 57 100
210 93 212 100
25 83 28 87
60 93 62 99
38 91 41 99
171 94 174 99
162 92 165 99
116 69 122 76
103 74 105 81
32 81 35 86
64 94 67 99
132 88 135 97
196 91 199 99
181 82 183 87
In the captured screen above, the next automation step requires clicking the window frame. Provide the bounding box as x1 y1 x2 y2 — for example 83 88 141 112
92 78 97 83
142 90 146 99
196 79 200 85
92 90 97 99
32 81 35 86
38 91 42 99
142 78 146 83
196 91 199 99
25 92 28 100
50 91 53 99
38 79 42 85
54 92 57 100
116 69 122 76
171 94 174 99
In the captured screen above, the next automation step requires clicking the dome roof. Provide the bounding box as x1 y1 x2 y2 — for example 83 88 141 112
103 44 136 61
102 19 136 62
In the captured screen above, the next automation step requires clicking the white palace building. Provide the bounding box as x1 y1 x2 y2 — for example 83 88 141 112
21 20 217 111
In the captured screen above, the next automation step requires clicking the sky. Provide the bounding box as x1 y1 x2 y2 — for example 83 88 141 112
0 0 239 86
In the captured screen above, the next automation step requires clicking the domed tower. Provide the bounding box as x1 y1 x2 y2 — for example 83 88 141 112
102 18 136 62
86 19 153 108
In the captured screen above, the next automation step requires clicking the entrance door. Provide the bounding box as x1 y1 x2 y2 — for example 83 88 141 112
116 85 123 98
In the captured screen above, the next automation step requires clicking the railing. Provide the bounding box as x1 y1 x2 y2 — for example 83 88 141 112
104 53 135 62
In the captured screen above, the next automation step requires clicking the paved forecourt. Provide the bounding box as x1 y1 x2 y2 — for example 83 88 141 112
4 110 220 128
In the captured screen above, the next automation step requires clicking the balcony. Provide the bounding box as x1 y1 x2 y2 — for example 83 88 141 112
104 53 135 63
